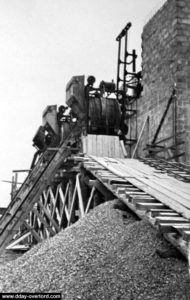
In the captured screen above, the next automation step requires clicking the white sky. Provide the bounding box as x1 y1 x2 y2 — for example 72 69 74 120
0 0 165 207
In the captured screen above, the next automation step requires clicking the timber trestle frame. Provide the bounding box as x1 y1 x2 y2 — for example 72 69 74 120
4 156 115 250
0 122 82 250
1 154 190 261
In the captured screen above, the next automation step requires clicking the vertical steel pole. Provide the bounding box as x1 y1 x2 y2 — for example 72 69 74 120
173 86 178 161
116 39 121 100
123 31 128 101
121 30 129 132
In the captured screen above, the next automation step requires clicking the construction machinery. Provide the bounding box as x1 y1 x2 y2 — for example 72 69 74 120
31 22 141 165
0 23 190 264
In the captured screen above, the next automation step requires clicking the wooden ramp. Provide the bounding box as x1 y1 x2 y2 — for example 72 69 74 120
0 133 127 251
90 157 190 219
0 137 73 250
83 156 190 258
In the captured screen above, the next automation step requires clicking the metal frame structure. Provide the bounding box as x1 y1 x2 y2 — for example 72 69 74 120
115 22 141 157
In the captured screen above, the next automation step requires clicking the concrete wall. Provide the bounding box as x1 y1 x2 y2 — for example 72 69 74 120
134 0 190 163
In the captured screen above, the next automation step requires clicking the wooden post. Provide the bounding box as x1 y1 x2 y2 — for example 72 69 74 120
11 175 15 201
59 182 69 229
132 115 149 158
76 175 85 218
188 242 190 276
68 178 75 213
79 173 90 212
67 177 78 226
85 186 96 213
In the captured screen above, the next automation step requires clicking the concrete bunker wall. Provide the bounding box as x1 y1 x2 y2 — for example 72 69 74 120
135 0 190 163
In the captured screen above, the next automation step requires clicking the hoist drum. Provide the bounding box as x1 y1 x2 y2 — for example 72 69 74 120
88 97 121 135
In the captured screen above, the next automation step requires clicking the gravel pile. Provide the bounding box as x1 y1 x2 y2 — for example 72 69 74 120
0 249 23 265
0 199 190 299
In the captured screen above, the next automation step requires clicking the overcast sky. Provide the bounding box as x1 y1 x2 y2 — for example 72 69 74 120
0 0 166 207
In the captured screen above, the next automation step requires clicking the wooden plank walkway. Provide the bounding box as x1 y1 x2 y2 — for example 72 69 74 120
83 156 190 259
91 157 190 220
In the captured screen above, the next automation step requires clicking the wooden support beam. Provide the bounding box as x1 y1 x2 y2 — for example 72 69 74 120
158 212 180 217
85 186 96 214
135 202 166 211
125 191 147 195
59 183 69 229
12 170 31 173
67 185 77 226
130 198 158 204
51 186 60 220
130 195 154 199
109 179 128 185
49 188 56 208
76 175 85 218
132 115 149 158
152 89 175 144
147 209 174 217
23 221 42 243
155 216 189 225
38 202 60 233
159 223 190 233
64 206 70 222
94 180 115 201
116 187 138 195
32 208 56 236
120 140 127 157
6 231 31 250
